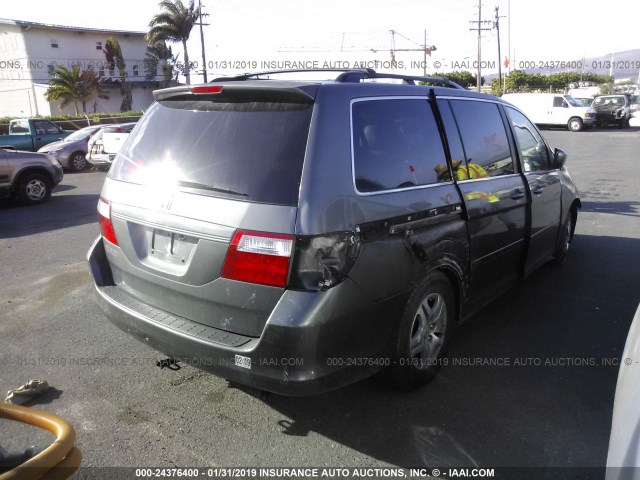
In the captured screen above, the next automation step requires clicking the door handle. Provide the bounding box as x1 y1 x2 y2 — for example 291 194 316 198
532 185 544 195
510 188 524 200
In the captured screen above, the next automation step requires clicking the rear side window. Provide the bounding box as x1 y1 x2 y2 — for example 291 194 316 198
352 98 448 193
110 98 313 206
448 100 515 178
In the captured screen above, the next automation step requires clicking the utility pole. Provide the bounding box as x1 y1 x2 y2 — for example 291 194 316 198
195 0 209 82
494 6 506 94
469 3 492 92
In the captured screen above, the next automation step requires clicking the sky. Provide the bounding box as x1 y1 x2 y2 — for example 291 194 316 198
2 0 639 81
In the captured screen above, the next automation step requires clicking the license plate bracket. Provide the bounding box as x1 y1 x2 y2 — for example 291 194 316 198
151 229 197 264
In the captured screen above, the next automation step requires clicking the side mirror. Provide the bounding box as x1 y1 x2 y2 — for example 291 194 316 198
553 148 567 169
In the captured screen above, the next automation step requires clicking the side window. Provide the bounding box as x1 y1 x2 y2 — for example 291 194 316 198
352 99 448 193
505 107 551 172
436 100 464 181
34 121 61 135
449 100 515 179
10 120 30 134
553 96 565 108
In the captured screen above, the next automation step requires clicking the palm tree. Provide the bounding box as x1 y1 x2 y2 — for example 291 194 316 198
105 37 132 112
45 65 102 115
147 0 200 85
144 42 178 88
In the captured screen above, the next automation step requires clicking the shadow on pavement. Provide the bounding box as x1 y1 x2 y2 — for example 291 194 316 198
0 193 99 239
237 234 640 472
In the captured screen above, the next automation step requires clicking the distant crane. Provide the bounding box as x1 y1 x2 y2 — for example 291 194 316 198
371 30 437 75
278 30 436 75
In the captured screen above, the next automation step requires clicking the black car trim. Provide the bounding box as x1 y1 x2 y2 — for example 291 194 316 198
389 205 463 234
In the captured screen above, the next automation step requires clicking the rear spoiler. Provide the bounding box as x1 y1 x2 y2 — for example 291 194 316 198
153 83 317 102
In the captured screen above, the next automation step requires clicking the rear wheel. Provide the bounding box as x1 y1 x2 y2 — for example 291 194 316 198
387 271 455 390
568 117 583 132
18 173 51 205
69 151 87 171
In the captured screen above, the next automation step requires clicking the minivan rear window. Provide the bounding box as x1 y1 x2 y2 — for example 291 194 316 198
109 99 313 206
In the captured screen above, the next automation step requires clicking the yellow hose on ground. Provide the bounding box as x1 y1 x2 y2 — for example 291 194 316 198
0 403 81 480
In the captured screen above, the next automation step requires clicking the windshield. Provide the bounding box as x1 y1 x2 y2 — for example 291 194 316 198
65 127 98 142
110 98 313 206
564 96 582 107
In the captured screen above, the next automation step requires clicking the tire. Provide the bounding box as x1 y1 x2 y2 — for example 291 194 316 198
18 173 52 205
568 117 583 132
69 151 87 171
552 212 574 266
387 271 455 390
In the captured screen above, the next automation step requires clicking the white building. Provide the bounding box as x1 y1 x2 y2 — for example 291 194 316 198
0 18 164 117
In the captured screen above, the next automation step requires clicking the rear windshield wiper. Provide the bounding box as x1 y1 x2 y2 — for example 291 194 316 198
177 180 248 197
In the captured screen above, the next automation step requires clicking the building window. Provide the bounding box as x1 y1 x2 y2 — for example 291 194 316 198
96 41 102 50
132 65 139 77
109 68 115 77
99 68 105 78
51 39 59 48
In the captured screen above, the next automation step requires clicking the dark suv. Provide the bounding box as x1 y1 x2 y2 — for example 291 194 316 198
88 69 580 395
592 94 632 128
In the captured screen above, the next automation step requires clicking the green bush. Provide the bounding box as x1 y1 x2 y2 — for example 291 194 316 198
0 110 145 126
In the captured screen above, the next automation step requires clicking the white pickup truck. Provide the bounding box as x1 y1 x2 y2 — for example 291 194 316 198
88 123 137 170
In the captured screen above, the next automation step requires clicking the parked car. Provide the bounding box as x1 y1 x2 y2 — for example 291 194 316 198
37 125 103 171
592 94 632 128
0 118 72 151
502 92 596 132
0 147 64 205
88 123 137 170
88 69 580 395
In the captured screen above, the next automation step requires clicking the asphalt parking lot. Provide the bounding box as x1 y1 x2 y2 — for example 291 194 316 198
1 125 640 478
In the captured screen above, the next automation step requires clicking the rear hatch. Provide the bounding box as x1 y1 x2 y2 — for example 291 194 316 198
99 83 316 337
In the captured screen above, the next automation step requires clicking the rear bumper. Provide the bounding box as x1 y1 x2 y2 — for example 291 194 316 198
89 153 115 166
87 237 398 395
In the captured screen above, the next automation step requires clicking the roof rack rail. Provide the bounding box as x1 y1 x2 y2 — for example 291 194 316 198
334 70 465 89
210 68 376 82
210 68 464 89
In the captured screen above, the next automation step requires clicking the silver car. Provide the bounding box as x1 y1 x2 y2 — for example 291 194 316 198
0 147 63 204
38 125 103 171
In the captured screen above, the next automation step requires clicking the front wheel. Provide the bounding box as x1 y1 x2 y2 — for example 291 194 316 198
387 271 455 390
69 151 87 171
552 212 574 266
568 117 583 132
18 173 52 205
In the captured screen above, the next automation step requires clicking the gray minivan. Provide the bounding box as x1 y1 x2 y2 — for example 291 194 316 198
88 69 580 395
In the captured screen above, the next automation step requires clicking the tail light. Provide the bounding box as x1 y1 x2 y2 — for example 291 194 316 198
221 230 293 288
288 232 361 291
98 197 118 245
